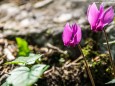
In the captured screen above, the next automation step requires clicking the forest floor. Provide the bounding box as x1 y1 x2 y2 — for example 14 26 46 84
0 0 115 86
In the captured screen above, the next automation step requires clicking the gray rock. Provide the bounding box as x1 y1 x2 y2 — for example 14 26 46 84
34 0 53 8
0 0 92 45
4 21 18 30
53 13 72 23
19 18 37 28
15 11 28 21
0 3 20 17
73 9 84 19
78 17 87 25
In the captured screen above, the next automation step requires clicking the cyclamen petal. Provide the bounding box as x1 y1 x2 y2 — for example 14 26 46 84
62 23 82 47
87 3 99 27
96 21 104 31
87 2 114 32
72 23 77 35
100 3 104 11
102 6 114 26
73 24 82 44
62 23 72 45
99 3 104 18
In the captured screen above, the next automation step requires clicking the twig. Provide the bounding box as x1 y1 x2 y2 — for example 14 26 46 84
103 28 115 77
78 44 95 86
46 43 67 54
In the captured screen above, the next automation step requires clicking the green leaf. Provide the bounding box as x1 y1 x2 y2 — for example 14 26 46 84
6 53 42 65
105 79 115 84
16 37 30 56
1 82 10 86
103 40 115 45
7 64 49 86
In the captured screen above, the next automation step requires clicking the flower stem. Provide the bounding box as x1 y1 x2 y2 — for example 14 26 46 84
103 28 115 77
78 44 95 86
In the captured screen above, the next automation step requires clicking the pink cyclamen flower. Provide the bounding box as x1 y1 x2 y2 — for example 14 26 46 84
62 23 82 47
87 2 114 32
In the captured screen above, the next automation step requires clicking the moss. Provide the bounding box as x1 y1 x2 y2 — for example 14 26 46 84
81 38 113 85
90 54 113 86
82 38 99 59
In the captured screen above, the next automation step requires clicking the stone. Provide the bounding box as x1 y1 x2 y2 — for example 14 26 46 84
19 18 35 27
4 48 15 61
78 17 87 25
15 11 28 21
0 3 20 17
53 13 72 23
34 0 53 8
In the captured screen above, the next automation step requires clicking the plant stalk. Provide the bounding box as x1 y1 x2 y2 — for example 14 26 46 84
78 44 95 86
103 28 115 77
